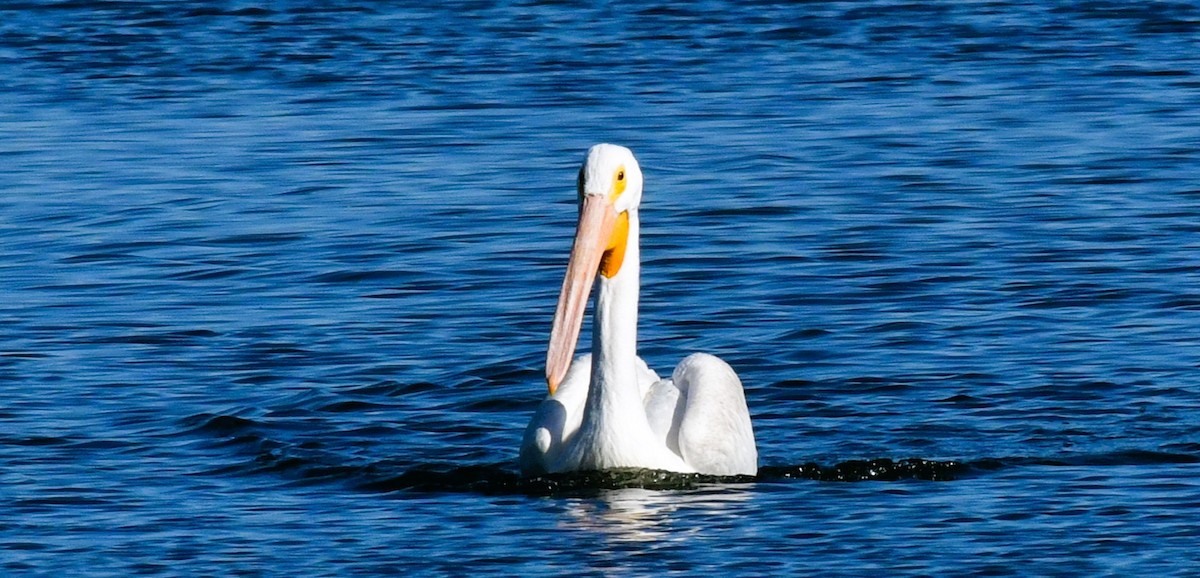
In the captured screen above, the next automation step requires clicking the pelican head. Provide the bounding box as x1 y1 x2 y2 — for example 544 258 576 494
578 143 643 214
546 144 643 395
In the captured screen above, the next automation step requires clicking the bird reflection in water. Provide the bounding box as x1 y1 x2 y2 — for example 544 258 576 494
561 484 755 545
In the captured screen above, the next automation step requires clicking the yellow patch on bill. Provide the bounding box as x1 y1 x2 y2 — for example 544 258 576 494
600 211 629 278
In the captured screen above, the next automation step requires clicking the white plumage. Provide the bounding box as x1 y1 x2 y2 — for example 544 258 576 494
519 144 757 477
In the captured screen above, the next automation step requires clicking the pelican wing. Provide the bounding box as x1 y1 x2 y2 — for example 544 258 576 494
518 353 591 475
669 353 757 476
644 377 683 456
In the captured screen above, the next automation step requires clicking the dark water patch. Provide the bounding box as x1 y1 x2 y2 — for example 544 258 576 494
936 393 990 407
830 75 923 85
821 242 886 262
361 464 783 496
3 435 71 447
436 393 534 414
27 281 129 294
0 352 51 359
205 233 308 247
467 362 540 384
1093 66 1193 78
317 400 391 413
179 6 275 19
14 495 116 508
92 329 219 346
1137 18 1200 34
231 373 287 385
843 376 911 394
779 328 833 341
759 20 839 42
59 252 137 264
332 451 1200 496
182 413 260 436
1160 295 1200 310
353 457 989 498
348 460 970 497
279 185 335 197
1017 287 1143 309
339 380 441 397
990 450 1200 468
309 269 419 284
763 458 965 482
165 266 252 281
700 205 802 219
999 381 1127 404
1162 442 1200 454
865 320 938 333
68 439 133 451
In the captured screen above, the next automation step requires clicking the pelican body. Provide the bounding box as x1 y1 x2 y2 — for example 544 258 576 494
519 144 757 477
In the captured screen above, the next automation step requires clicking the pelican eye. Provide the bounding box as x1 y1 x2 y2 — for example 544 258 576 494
612 165 628 199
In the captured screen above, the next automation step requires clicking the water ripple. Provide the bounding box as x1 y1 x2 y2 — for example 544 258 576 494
4 0 1200 574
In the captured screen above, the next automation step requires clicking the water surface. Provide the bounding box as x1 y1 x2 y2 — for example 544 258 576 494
3 1 1200 575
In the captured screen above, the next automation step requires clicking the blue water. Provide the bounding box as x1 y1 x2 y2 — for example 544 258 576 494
3 0 1200 575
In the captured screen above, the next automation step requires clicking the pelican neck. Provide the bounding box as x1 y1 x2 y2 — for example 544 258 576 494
585 209 642 424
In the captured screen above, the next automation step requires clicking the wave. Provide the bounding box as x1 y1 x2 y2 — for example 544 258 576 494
359 458 966 496
250 451 1200 497
182 413 1200 496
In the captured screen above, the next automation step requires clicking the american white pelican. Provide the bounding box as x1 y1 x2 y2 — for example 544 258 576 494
519 144 757 477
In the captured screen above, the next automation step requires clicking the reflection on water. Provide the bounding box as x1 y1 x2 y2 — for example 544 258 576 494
564 485 754 544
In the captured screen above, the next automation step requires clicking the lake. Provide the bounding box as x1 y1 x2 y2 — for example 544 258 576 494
2 1 1199 575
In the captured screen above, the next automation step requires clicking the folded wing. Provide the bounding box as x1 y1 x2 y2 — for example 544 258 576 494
645 353 757 476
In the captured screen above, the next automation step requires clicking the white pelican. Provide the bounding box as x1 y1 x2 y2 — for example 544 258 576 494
519 144 757 477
